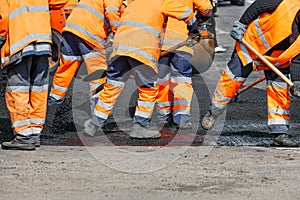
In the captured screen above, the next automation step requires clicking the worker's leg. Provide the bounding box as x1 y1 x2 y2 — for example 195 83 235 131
28 55 49 145
169 52 193 126
130 58 160 138
156 54 172 123
49 32 85 105
202 50 253 130
91 56 131 128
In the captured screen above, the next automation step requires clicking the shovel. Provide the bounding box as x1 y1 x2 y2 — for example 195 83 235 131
241 38 300 98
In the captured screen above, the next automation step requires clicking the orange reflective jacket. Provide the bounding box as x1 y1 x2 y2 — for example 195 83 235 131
110 0 197 73
0 0 8 44
162 0 212 55
236 0 300 68
63 0 123 47
0 0 66 67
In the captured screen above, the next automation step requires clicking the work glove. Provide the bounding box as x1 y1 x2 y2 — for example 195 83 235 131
230 21 246 42
186 21 201 47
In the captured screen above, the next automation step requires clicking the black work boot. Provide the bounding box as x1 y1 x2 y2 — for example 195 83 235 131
272 134 298 147
2 138 35 151
201 110 218 130
159 120 178 134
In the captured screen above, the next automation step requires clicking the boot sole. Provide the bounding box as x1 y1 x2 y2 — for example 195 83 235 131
129 132 161 139
272 140 298 147
1 145 35 151
272 141 298 147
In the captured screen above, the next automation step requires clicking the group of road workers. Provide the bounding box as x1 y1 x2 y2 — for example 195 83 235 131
0 0 299 151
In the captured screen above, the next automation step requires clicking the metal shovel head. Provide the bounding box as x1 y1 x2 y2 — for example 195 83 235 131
290 84 300 98
190 38 215 74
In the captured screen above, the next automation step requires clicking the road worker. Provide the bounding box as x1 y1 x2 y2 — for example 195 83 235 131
156 0 212 133
84 0 202 138
201 0 300 147
0 0 68 150
48 0 123 124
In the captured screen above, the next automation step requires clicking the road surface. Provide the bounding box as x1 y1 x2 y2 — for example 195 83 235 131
0 1 300 199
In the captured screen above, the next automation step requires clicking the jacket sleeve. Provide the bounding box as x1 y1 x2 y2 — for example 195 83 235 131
239 0 282 25
48 0 69 10
161 0 195 26
194 0 213 18
104 0 123 33
0 0 9 48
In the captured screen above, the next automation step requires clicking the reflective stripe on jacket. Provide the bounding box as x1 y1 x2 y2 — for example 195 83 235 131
162 0 212 55
109 0 197 73
236 0 300 67
63 0 123 47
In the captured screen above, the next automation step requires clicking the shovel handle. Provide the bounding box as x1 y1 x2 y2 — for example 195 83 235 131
241 38 293 86
160 40 187 57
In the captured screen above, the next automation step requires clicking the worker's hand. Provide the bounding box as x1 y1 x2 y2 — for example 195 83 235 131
230 21 246 42
187 21 200 47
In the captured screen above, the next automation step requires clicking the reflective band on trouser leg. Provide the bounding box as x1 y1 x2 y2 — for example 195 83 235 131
211 66 246 115
93 79 125 126
5 88 33 135
266 79 290 127
85 50 107 99
5 56 33 136
50 56 81 100
89 81 105 113
134 85 158 127
84 48 107 76
171 76 193 124
29 56 49 134
29 86 48 134
156 74 172 122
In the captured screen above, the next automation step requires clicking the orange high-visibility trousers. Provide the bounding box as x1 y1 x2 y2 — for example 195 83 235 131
5 55 49 139
93 56 158 127
50 32 107 102
156 52 193 125
210 51 290 133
